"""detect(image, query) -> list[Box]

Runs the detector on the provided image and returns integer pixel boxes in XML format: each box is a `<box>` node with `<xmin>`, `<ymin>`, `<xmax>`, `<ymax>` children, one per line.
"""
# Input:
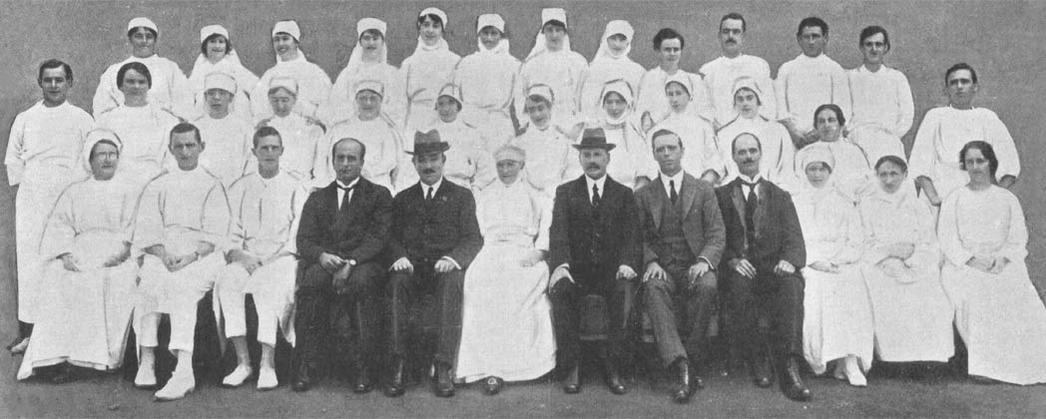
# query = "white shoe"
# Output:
<box><xmin>9</xmin><ymin>337</ymin><xmax>29</xmax><ymax>354</ymax></box>
<box><xmin>135</xmin><ymin>363</ymin><xmax>157</xmax><ymax>388</ymax></box>
<box><xmin>257</xmin><ymin>367</ymin><xmax>278</xmax><ymax>391</ymax></box>
<box><xmin>154</xmin><ymin>373</ymin><xmax>195</xmax><ymax>401</ymax></box>
<box><xmin>844</xmin><ymin>356</ymin><xmax>867</xmax><ymax>387</ymax></box>
<box><xmin>222</xmin><ymin>365</ymin><xmax>253</xmax><ymax>387</ymax></box>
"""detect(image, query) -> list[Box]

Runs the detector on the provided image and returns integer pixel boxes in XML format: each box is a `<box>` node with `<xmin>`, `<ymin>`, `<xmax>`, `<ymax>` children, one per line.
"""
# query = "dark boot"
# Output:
<box><xmin>562</xmin><ymin>361</ymin><xmax>581</xmax><ymax>394</ymax></box>
<box><xmin>670</xmin><ymin>357</ymin><xmax>693</xmax><ymax>404</ymax></box>
<box><xmin>752</xmin><ymin>346</ymin><xmax>773</xmax><ymax>388</ymax></box>
<box><xmin>779</xmin><ymin>356</ymin><xmax>812</xmax><ymax>402</ymax></box>
<box><xmin>384</xmin><ymin>357</ymin><xmax>406</xmax><ymax>397</ymax></box>
<box><xmin>604</xmin><ymin>360</ymin><xmax>627</xmax><ymax>395</ymax></box>
<box><xmin>353</xmin><ymin>363</ymin><xmax>372</xmax><ymax>394</ymax></box>
<box><xmin>291</xmin><ymin>360</ymin><xmax>313</xmax><ymax>392</ymax></box>
<box><xmin>434</xmin><ymin>362</ymin><xmax>454</xmax><ymax>397</ymax></box>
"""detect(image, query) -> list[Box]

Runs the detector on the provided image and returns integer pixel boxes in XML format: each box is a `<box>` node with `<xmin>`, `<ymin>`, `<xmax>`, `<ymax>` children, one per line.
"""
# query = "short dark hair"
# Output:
<box><xmin>874</xmin><ymin>155</ymin><xmax>908</xmax><ymax>172</ymax></box>
<box><xmin>945</xmin><ymin>62</ymin><xmax>978</xmax><ymax>85</ymax></box>
<box><xmin>720</xmin><ymin>13</ymin><xmax>746</xmax><ymax>32</ymax></box>
<box><xmin>650</xmin><ymin>128</ymin><xmax>683</xmax><ymax>151</ymax></box>
<box><xmin>731</xmin><ymin>132</ymin><xmax>762</xmax><ymax>153</ymax></box>
<box><xmin>734</xmin><ymin>86</ymin><xmax>762</xmax><ymax>106</ymax></box>
<box><xmin>360</xmin><ymin>28</ymin><xmax>384</xmax><ymax>40</ymax></box>
<box><xmin>126</xmin><ymin>26</ymin><xmax>157</xmax><ymax>39</ymax></box>
<box><xmin>253</xmin><ymin>126</ymin><xmax>282</xmax><ymax>148</ymax></box>
<box><xmin>170</xmin><ymin>122</ymin><xmax>202</xmax><ymax>145</ymax></box>
<box><xmin>200</xmin><ymin>33</ymin><xmax>233</xmax><ymax>56</ymax></box>
<box><xmin>332</xmin><ymin>137</ymin><xmax>366</xmax><ymax>161</ymax></box>
<box><xmin>813</xmin><ymin>103</ymin><xmax>846</xmax><ymax>128</ymax></box>
<box><xmin>653</xmin><ymin>28</ymin><xmax>684</xmax><ymax>50</ymax></box>
<box><xmin>959</xmin><ymin>140</ymin><xmax>998</xmax><ymax>178</ymax></box>
<box><xmin>38</xmin><ymin>59</ymin><xmax>73</xmax><ymax>84</ymax></box>
<box><xmin>542</xmin><ymin>20</ymin><xmax>566</xmax><ymax>31</ymax></box>
<box><xmin>859</xmin><ymin>25</ymin><xmax>890</xmax><ymax>49</ymax></box>
<box><xmin>797</xmin><ymin>17</ymin><xmax>828</xmax><ymax>37</ymax></box>
<box><xmin>116</xmin><ymin>61</ymin><xmax>151</xmax><ymax>88</ymax></box>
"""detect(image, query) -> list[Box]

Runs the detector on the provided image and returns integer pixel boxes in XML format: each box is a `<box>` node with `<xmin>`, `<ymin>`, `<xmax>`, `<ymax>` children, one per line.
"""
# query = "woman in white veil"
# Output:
<box><xmin>187</xmin><ymin>25</ymin><xmax>258</xmax><ymax>122</ymax></box>
<box><xmin>321</xmin><ymin>18</ymin><xmax>405</xmax><ymax>126</ymax></box>
<box><xmin>579</xmin><ymin>20</ymin><xmax>644</xmax><ymax>123</ymax></box>
<box><xmin>399</xmin><ymin>7</ymin><xmax>461</xmax><ymax>132</ymax></box>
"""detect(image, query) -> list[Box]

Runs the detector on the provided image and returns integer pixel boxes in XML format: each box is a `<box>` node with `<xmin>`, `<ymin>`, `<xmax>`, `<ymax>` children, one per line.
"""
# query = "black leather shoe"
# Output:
<box><xmin>291</xmin><ymin>362</ymin><xmax>312</xmax><ymax>392</ymax></box>
<box><xmin>435</xmin><ymin>363</ymin><xmax>455</xmax><ymax>398</ymax></box>
<box><xmin>753</xmin><ymin>355</ymin><xmax>773</xmax><ymax>388</ymax></box>
<box><xmin>484</xmin><ymin>376</ymin><xmax>504</xmax><ymax>395</ymax></box>
<box><xmin>671</xmin><ymin>358</ymin><xmax>693</xmax><ymax>404</ymax></box>
<box><xmin>562</xmin><ymin>363</ymin><xmax>581</xmax><ymax>394</ymax></box>
<box><xmin>780</xmin><ymin>357</ymin><xmax>812</xmax><ymax>402</ymax></box>
<box><xmin>353</xmin><ymin>365</ymin><xmax>373</xmax><ymax>394</ymax></box>
<box><xmin>385</xmin><ymin>358</ymin><xmax>406</xmax><ymax>397</ymax></box>
<box><xmin>604</xmin><ymin>362</ymin><xmax>627</xmax><ymax>395</ymax></box>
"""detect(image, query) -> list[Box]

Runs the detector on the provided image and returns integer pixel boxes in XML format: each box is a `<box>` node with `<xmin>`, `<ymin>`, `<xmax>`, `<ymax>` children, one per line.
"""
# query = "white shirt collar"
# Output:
<box><xmin>586</xmin><ymin>175</ymin><xmax>607</xmax><ymax>200</ymax></box>
<box><xmin>336</xmin><ymin>176</ymin><xmax>360</xmax><ymax>190</ymax></box>
<box><xmin>421</xmin><ymin>177</ymin><xmax>444</xmax><ymax>197</ymax></box>
<box><xmin>660</xmin><ymin>170</ymin><xmax>684</xmax><ymax>197</ymax></box>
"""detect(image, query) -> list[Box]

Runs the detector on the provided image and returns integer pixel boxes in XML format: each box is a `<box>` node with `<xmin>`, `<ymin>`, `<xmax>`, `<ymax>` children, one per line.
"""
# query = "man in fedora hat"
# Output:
<box><xmin>548</xmin><ymin>128</ymin><xmax>640</xmax><ymax>395</ymax></box>
<box><xmin>385</xmin><ymin>129</ymin><xmax>483</xmax><ymax>398</ymax></box>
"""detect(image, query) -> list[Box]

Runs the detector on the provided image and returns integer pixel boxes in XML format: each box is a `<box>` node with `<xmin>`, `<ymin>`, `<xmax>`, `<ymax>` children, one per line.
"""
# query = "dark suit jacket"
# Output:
<box><xmin>635</xmin><ymin>173</ymin><xmax>725</xmax><ymax>268</ymax></box>
<box><xmin>387</xmin><ymin>179</ymin><xmax>483</xmax><ymax>269</ymax></box>
<box><xmin>715</xmin><ymin>177</ymin><xmax>805</xmax><ymax>271</ymax></box>
<box><xmin>549</xmin><ymin>175</ymin><xmax>639</xmax><ymax>272</ymax></box>
<box><xmin>297</xmin><ymin>177</ymin><xmax>393</xmax><ymax>265</ymax></box>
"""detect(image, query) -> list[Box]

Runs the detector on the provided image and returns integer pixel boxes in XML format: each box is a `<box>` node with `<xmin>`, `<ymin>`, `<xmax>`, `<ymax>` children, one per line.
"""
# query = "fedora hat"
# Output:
<box><xmin>572</xmin><ymin>128</ymin><xmax>616</xmax><ymax>151</ymax></box>
<box><xmin>407</xmin><ymin>129</ymin><xmax>450</xmax><ymax>155</ymax></box>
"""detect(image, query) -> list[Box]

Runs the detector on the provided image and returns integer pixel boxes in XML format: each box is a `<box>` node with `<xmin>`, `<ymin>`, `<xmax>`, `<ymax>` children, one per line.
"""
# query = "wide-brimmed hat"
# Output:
<box><xmin>407</xmin><ymin>129</ymin><xmax>450</xmax><ymax>155</ymax></box>
<box><xmin>572</xmin><ymin>128</ymin><xmax>616</xmax><ymax>151</ymax></box>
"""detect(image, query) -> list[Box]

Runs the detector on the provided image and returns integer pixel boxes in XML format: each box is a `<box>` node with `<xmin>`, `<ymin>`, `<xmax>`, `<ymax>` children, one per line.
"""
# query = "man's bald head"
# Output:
<box><xmin>332</xmin><ymin>137</ymin><xmax>366</xmax><ymax>161</ymax></box>
<box><xmin>731</xmin><ymin>133</ymin><xmax>763</xmax><ymax>177</ymax></box>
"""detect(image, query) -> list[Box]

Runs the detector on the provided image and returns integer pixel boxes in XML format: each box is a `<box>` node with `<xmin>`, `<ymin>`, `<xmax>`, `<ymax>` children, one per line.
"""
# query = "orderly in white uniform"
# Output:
<box><xmin>717</xmin><ymin>79</ymin><xmax>795</xmax><ymax>186</ymax></box>
<box><xmin>509</xmin><ymin>85</ymin><xmax>575</xmax><ymax>194</ymax></box>
<box><xmin>400</xmin><ymin>84</ymin><xmax>495</xmax><ymax>191</ymax></box>
<box><xmin>579</xmin><ymin>20</ymin><xmax>645</xmax><ymax>123</ymax></box>
<box><xmin>847</xmin><ymin>26</ymin><xmax>914</xmax><ymax>167</ymax></box>
<box><xmin>456</xmin><ymin>145</ymin><xmax>556</xmax><ymax>392</ymax></box>
<box><xmin>251</xmin><ymin>20</ymin><xmax>332</xmax><ymax>123</ymax></box>
<box><xmin>399</xmin><ymin>7</ymin><xmax>461</xmax><ymax>131</ymax></box>
<box><xmin>188</xmin><ymin>25</ymin><xmax>259</xmax><ymax>122</ymax></box>
<box><xmin>794</xmin><ymin>148</ymin><xmax>873</xmax><ymax>387</ymax></box>
<box><xmin>648</xmin><ymin>74</ymin><xmax>724</xmax><ymax>183</ymax></box>
<box><xmin>217</xmin><ymin>126</ymin><xmax>307</xmax><ymax>390</ymax></box>
<box><xmin>323</xmin><ymin>18</ymin><xmax>405</xmax><ymax>126</ymax></box>
<box><xmin>319</xmin><ymin>80</ymin><xmax>405</xmax><ymax>192</ymax></box>
<box><xmin>93</xmin><ymin>17</ymin><xmax>193</xmax><ymax>120</ymax></box>
<box><xmin>17</xmin><ymin>130</ymin><xmax>138</xmax><ymax>381</ymax></box>
<box><xmin>859</xmin><ymin>155</ymin><xmax>953</xmax><ymax>364</ymax></box>
<box><xmin>775</xmin><ymin>17</ymin><xmax>851</xmax><ymax>147</ymax></box>
<box><xmin>909</xmin><ymin>63</ymin><xmax>1019</xmax><ymax>207</ymax></box>
<box><xmin>569</xmin><ymin>79</ymin><xmax>650</xmax><ymax>189</ymax></box>
<box><xmin>5</xmin><ymin>60</ymin><xmax>93</xmax><ymax>351</ymax></box>
<box><xmin>519</xmin><ymin>8</ymin><xmax>588</xmax><ymax>132</ymax></box>
<box><xmin>133</xmin><ymin>123</ymin><xmax>231</xmax><ymax>401</ymax></box>
<box><xmin>95</xmin><ymin>62</ymin><xmax>180</xmax><ymax>189</ymax></box>
<box><xmin>635</xmin><ymin>28</ymin><xmax>714</xmax><ymax>132</ymax></box>
<box><xmin>794</xmin><ymin>104</ymin><xmax>872</xmax><ymax>201</ymax></box>
<box><xmin>192</xmin><ymin>72</ymin><xmax>253</xmax><ymax>187</ymax></box>
<box><xmin>938</xmin><ymin>141</ymin><xmax>1046</xmax><ymax>385</ymax></box>
<box><xmin>258</xmin><ymin>77</ymin><xmax>326</xmax><ymax>185</ymax></box>
<box><xmin>699</xmin><ymin>13</ymin><xmax>777</xmax><ymax>127</ymax></box>
<box><xmin>452</xmin><ymin>13</ymin><xmax>523</xmax><ymax>151</ymax></box>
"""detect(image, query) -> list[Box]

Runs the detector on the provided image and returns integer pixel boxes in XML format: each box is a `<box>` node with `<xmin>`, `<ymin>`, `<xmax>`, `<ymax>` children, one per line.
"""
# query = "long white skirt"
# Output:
<box><xmin>862</xmin><ymin>263</ymin><xmax>954</xmax><ymax>362</ymax></box>
<box><xmin>18</xmin><ymin>259</ymin><xmax>137</xmax><ymax>379</ymax></box>
<box><xmin>14</xmin><ymin>177</ymin><xmax>72</xmax><ymax>322</ymax></box>
<box><xmin>942</xmin><ymin>260</ymin><xmax>1046</xmax><ymax>385</ymax></box>
<box><xmin>456</xmin><ymin>243</ymin><xmax>556</xmax><ymax>383</ymax></box>
<box><xmin>802</xmin><ymin>265</ymin><xmax>875</xmax><ymax>374</ymax></box>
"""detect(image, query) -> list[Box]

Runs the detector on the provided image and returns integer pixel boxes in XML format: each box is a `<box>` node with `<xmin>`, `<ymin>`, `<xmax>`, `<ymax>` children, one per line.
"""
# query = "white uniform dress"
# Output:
<box><xmin>399</xmin><ymin>38</ymin><xmax>461</xmax><ymax>131</ymax></box>
<box><xmin>909</xmin><ymin>106</ymin><xmax>1020</xmax><ymax>201</ymax></box>
<box><xmin>94</xmin><ymin>103</ymin><xmax>179</xmax><ymax>189</ymax></box>
<box><xmin>456</xmin><ymin>178</ymin><xmax>555</xmax><ymax>382</ymax></box>
<box><xmin>579</xmin><ymin>24</ymin><xmax>644</xmax><ymax>123</ymax></box>
<box><xmin>519</xmin><ymin>47</ymin><xmax>588</xmax><ymax>129</ymax></box>
<box><xmin>650</xmin><ymin>112</ymin><xmax>724</xmax><ymax>180</ymax></box>
<box><xmin>193</xmin><ymin>114</ymin><xmax>253</xmax><ymax>187</ymax></box>
<box><xmin>133</xmin><ymin>166</ymin><xmax>230</xmax><ymax>352</ymax></box>
<box><xmin>859</xmin><ymin>185</ymin><xmax>953</xmax><ymax>362</ymax></box>
<box><xmin>509</xmin><ymin>124</ymin><xmax>574</xmax><ymax>195</ymax></box>
<box><xmin>793</xmin><ymin>140</ymin><xmax>872</xmax><ymax>201</ymax></box>
<box><xmin>188</xmin><ymin>53</ymin><xmax>259</xmax><ymax>122</ymax></box>
<box><xmin>17</xmin><ymin>175</ymin><xmax>140</xmax><ymax>379</ymax></box>
<box><xmin>635</xmin><ymin>68</ymin><xmax>714</xmax><ymax>129</ymax></box>
<box><xmin>398</xmin><ymin>118</ymin><xmax>495</xmax><ymax>191</ymax></box>
<box><xmin>5</xmin><ymin>101</ymin><xmax>93</xmax><ymax>323</ymax></box>
<box><xmin>251</xmin><ymin>53</ymin><xmax>332</xmax><ymax>123</ymax></box>
<box><xmin>699</xmin><ymin>54</ymin><xmax>777</xmax><ymax>126</ymax></box>
<box><xmin>453</xmin><ymin>38</ymin><xmax>522</xmax><ymax>151</ymax></box>
<box><xmin>93</xmin><ymin>55</ymin><xmax>193</xmax><ymax>120</ymax></box>
<box><xmin>318</xmin><ymin>115</ymin><xmax>404</xmax><ymax>192</ymax></box>
<box><xmin>795</xmin><ymin>184</ymin><xmax>873</xmax><ymax>375</ymax></box>
<box><xmin>774</xmin><ymin>54</ymin><xmax>852</xmax><ymax>133</ymax></box>
<box><xmin>716</xmin><ymin>115</ymin><xmax>795</xmax><ymax>186</ymax></box>
<box><xmin>259</xmin><ymin>113</ymin><xmax>325</xmax><ymax>185</ymax></box>
<box><xmin>217</xmin><ymin>170</ymin><xmax>307</xmax><ymax>347</ymax></box>
<box><xmin>847</xmin><ymin>64</ymin><xmax>914</xmax><ymax>165</ymax></box>
<box><xmin>938</xmin><ymin>185</ymin><xmax>1046</xmax><ymax>385</ymax></box>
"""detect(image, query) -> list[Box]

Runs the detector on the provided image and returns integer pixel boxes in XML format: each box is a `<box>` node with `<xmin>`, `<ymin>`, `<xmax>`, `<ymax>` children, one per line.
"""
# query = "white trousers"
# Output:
<box><xmin>216</xmin><ymin>256</ymin><xmax>298</xmax><ymax>347</ymax></box>
<box><xmin>135</xmin><ymin>253</ymin><xmax>221</xmax><ymax>352</ymax></box>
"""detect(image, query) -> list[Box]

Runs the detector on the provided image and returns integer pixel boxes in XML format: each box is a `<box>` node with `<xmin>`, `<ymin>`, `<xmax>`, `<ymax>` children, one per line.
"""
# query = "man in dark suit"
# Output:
<box><xmin>715</xmin><ymin>132</ymin><xmax>810</xmax><ymax>402</ymax></box>
<box><xmin>635</xmin><ymin>129</ymin><xmax>725</xmax><ymax>403</ymax></box>
<box><xmin>293</xmin><ymin>137</ymin><xmax>392</xmax><ymax>393</ymax></box>
<box><xmin>549</xmin><ymin>128</ymin><xmax>640</xmax><ymax>395</ymax></box>
<box><xmin>385</xmin><ymin>129</ymin><xmax>483</xmax><ymax>398</ymax></box>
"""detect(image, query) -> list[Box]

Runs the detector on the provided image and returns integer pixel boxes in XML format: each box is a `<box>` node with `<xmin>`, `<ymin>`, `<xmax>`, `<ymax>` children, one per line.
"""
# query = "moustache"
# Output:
<box><xmin>422</xmin><ymin>168</ymin><xmax>437</xmax><ymax>175</ymax></box>
<box><xmin>741</xmin><ymin>159</ymin><xmax>756</xmax><ymax>164</ymax></box>
<box><xmin>585</xmin><ymin>164</ymin><xmax>602</xmax><ymax>170</ymax></box>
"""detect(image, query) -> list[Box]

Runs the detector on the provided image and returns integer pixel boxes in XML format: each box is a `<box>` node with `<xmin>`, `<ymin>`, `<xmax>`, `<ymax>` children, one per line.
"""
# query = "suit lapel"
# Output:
<box><xmin>754</xmin><ymin>182</ymin><xmax>769</xmax><ymax>236</ymax></box>
<box><xmin>650</xmin><ymin>177</ymin><xmax>665</xmax><ymax>229</ymax></box>
<box><xmin>576</xmin><ymin>177</ymin><xmax>593</xmax><ymax>218</ymax></box>
<box><xmin>729</xmin><ymin>180</ymin><xmax>746</xmax><ymax>231</ymax></box>
<box><xmin>680</xmin><ymin>175</ymin><xmax>697</xmax><ymax>221</ymax></box>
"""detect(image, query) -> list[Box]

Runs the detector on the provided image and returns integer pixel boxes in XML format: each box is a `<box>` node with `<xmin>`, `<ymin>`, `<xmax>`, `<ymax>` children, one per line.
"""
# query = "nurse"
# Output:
<box><xmin>518</xmin><ymin>8</ymin><xmax>588</xmax><ymax>133</ymax></box>
<box><xmin>579</xmin><ymin>20</ymin><xmax>645</xmax><ymax>123</ymax></box>
<box><xmin>188</xmin><ymin>25</ymin><xmax>259</xmax><ymax>122</ymax></box>
<box><xmin>648</xmin><ymin>74</ymin><xmax>724</xmax><ymax>183</ymax></box>
<box><xmin>399</xmin><ymin>7</ymin><xmax>462</xmax><ymax>131</ymax></box>
<box><xmin>453</xmin><ymin>13</ymin><xmax>523</xmax><ymax>152</ymax></box>
<box><xmin>323</xmin><ymin>18</ymin><xmax>405</xmax><ymax>126</ymax></box>
<box><xmin>251</xmin><ymin>20</ymin><xmax>332</xmax><ymax>124</ymax></box>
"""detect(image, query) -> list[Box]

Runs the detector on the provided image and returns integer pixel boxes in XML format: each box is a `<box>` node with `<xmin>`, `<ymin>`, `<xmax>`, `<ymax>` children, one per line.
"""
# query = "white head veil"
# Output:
<box><xmin>599</xmin><ymin>79</ymin><xmax>635</xmax><ymax>125</ymax></box>
<box><xmin>526</xmin><ymin>8</ymin><xmax>571</xmax><ymax>61</ymax></box>
<box><xmin>593</xmin><ymin>20</ymin><xmax>634</xmax><ymax>62</ymax></box>
<box><xmin>272</xmin><ymin>20</ymin><xmax>307</xmax><ymax>62</ymax></box>
<box><xmin>82</xmin><ymin>128</ymin><xmax>124</xmax><ymax>174</ymax></box>
<box><xmin>345</xmin><ymin>18</ymin><xmax>388</xmax><ymax>78</ymax></box>
<box><xmin>415</xmin><ymin>7</ymin><xmax>451</xmax><ymax>54</ymax></box>
<box><xmin>476</xmin><ymin>13</ymin><xmax>510</xmax><ymax>55</ymax></box>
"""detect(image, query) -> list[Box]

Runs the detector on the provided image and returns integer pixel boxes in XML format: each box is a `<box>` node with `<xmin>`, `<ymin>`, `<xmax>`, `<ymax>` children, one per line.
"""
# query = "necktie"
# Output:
<box><xmin>426</xmin><ymin>186</ymin><xmax>434</xmax><ymax>201</ymax></box>
<box><xmin>669</xmin><ymin>179</ymin><xmax>678</xmax><ymax>204</ymax></box>
<box><xmin>592</xmin><ymin>183</ymin><xmax>601</xmax><ymax>207</ymax></box>
<box><xmin>742</xmin><ymin>180</ymin><xmax>758</xmax><ymax>247</ymax></box>
<box><xmin>338</xmin><ymin>184</ymin><xmax>354</xmax><ymax>211</ymax></box>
